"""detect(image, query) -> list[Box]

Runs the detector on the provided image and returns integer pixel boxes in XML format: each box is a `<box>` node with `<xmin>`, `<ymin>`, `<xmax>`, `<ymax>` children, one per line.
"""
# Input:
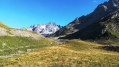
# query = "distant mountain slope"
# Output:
<box><xmin>22</xmin><ymin>22</ymin><xmax>62</xmax><ymax>37</ymax></box>
<box><xmin>60</xmin><ymin>9</ymin><xmax>119</xmax><ymax>45</ymax></box>
<box><xmin>61</xmin><ymin>9</ymin><xmax>119</xmax><ymax>38</ymax></box>
<box><xmin>52</xmin><ymin>0</ymin><xmax>119</xmax><ymax>37</ymax></box>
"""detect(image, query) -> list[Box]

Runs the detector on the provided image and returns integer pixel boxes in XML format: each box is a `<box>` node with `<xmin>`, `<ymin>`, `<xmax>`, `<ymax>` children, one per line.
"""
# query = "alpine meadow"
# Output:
<box><xmin>0</xmin><ymin>0</ymin><xmax>119</xmax><ymax>67</ymax></box>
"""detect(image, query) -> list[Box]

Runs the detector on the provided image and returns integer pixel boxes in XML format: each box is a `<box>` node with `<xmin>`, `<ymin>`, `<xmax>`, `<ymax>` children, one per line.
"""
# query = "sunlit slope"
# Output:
<box><xmin>1</xmin><ymin>40</ymin><xmax>119</xmax><ymax>67</ymax></box>
<box><xmin>0</xmin><ymin>21</ymin><xmax>55</xmax><ymax>59</ymax></box>
<box><xmin>0</xmin><ymin>21</ymin><xmax>43</xmax><ymax>39</ymax></box>
<box><xmin>0</xmin><ymin>36</ymin><xmax>55</xmax><ymax>58</ymax></box>
<box><xmin>0</xmin><ymin>21</ymin><xmax>11</xmax><ymax>29</ymax></box>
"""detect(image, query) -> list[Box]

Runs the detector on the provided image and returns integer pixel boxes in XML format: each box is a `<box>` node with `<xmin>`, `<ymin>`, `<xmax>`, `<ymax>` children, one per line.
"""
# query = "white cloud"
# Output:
<box><xmin>92</xmin><ymin>0</ymin><xmax>98</xmax><ymax>3</ymax></box>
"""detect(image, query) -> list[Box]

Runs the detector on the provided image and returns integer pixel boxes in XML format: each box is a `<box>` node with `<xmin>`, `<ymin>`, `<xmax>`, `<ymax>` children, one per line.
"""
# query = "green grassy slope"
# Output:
<box><xmin>0</xmin><ymin>21</ymin><xmax>56</xmax><ymax>60</ymax></box>
<box><xmin>1</xmin><ymin>39</ymin><xmax>119</xmax><ymax>67</ymax></box>
<box><xmin>0</xmin><ymin>36</ymin><xmax>55</xmax><ymax>58</ymax></box>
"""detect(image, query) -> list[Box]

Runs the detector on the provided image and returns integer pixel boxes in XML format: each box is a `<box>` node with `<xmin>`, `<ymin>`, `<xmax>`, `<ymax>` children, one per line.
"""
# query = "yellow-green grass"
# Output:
<box><xmin>0</xmin><ymin>39</ymin><xmax>119</xmax><ymax>67</ymax></box>
<box><xmin>61</xmin><ymin>39</ymin><xmax>102</xmax><ymax>51</ymax></box>
<box><xmin>0</xmin><ymin>21</ymin><xmax>11</xmax><ymax>29</ymax></box>
<box><xmin>0</xmin><ymin>36</ymin><xmax>55</xmax><ymax>58</ymax></box>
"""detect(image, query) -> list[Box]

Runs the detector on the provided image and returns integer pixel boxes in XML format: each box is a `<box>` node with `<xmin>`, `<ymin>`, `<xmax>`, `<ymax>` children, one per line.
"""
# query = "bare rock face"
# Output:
<box><xmin>22</xmin><ymin>22</ymin><xmax>63</xmax><ymax>37</ymax></box>
<box><xmin>0</xmin><ymin>27</ymin><xmax>9</xmax><ymax>36</ymax></box>
<box><xmin>10</xmin><ymin>29</ymin><xmax>42</xmax><ymax>40</ymax></box>
<box><xmin>109</xmin><ymin>0</ymin><xmax>119</xmax><ymax>7</ymax></box>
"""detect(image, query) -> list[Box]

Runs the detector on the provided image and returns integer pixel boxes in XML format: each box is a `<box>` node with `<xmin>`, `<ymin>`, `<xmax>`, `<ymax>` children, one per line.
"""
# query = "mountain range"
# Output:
<box><xmin>52</xmin><ymin>0</ymin><xmax>119</xmax><ymax>42</ymax></box>
<box><xmin>1</xmin><ymin>0</ymin><xmax>119</xmax><ymax>66</ymax></box>
<box><xmin>22</xmin><ymin>22</ymin><xmax>62</xmax><ymax>37</ymax></box>
<box><xmin>21</xmin><ymin>0</ymin><xmax>119</xmax><ymax>45</ymax></box>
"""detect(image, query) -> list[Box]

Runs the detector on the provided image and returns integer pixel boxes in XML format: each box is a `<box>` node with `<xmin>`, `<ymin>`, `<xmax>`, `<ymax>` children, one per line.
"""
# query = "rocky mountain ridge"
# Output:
<box><xmin>52</xmin><ymin>0</ymin><xmax>119</xmax><ymax>37</ymax></box>
<box><xmin>22</xmin><ymin>22</ymin><xmax>62</xmax><ymax>37</ymax></box>
<box><xmin>60</xmin><ymin>9</ymin><xmax>119</xmax><ymax>40</ymax></box>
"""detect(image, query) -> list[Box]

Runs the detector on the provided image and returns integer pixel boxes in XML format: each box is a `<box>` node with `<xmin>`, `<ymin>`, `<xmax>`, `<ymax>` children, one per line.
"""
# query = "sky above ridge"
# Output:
<box><xmin>0</xmin><ymin>0</ymin><xmax>108</xmax><ymax>28</ymax></box>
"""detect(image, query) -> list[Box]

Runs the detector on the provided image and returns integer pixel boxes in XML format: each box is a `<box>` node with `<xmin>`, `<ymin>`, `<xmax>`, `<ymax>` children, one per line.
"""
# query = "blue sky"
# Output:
<box><xmin>0</xmin><ymin>0</ymin><xmax>108</xmax><ymax>28</ymax></box>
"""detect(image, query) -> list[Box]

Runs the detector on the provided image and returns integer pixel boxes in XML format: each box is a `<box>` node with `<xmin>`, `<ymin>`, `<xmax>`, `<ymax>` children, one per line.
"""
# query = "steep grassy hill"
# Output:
<box><xmin>0</xmin><ymin>40</ymin><xmax>119</xmax><ymax>67</ymax></box>
<box><xmin>0</xmin><ymin>21</ymin><xmax>10</xmax><ymax>29</ymax></box>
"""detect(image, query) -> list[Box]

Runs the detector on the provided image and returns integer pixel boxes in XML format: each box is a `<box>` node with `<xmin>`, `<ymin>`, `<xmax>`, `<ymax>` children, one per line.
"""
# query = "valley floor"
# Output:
<box><xmin>0</xmin><ymin>40</ymin><xmax>119</xmax><ymax>67</ymax></box>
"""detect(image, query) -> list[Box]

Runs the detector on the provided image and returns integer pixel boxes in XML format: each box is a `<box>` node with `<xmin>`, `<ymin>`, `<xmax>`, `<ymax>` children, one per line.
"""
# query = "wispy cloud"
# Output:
<box><xmin>92</xmin><ymin>0</ymin><xmax>98</xmax><ymax>3</ymax></box>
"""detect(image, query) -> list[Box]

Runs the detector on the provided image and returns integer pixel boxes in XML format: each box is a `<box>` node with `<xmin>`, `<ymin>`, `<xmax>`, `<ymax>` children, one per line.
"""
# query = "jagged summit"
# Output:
<box><xmin>96</xmin><ymin>0</ymin><xmax>119</xmax><ymax>11</ymax></box>
<box><xmin>109</xmin><ymin>0</ymin><xmax>119</xmax><ymax>7</ymax></box>
<box><xmin>22</xmin><ymin>22</ymin><xmax>63</xmax><ymax>37</ymax></box>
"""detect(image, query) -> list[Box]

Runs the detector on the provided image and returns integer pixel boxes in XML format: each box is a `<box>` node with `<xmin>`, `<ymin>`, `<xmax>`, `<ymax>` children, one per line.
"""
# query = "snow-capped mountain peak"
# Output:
<box><xmin>22</xmin><ymin>22</ymin><xmax>63</xmax><ymax>37</ymax></box>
